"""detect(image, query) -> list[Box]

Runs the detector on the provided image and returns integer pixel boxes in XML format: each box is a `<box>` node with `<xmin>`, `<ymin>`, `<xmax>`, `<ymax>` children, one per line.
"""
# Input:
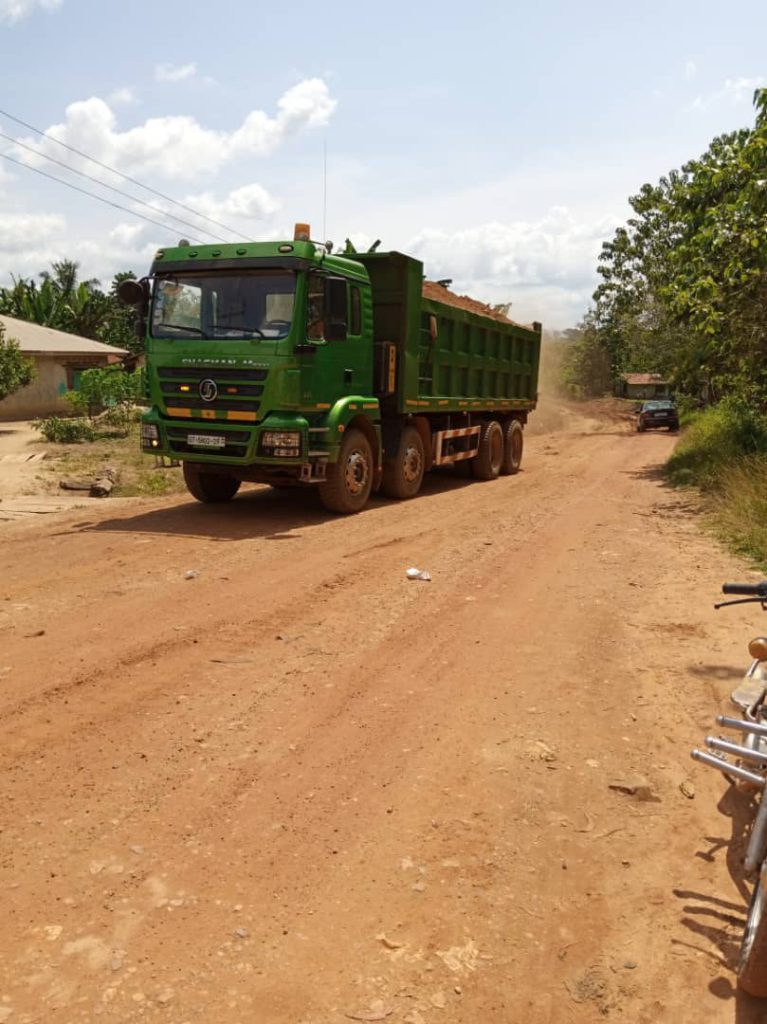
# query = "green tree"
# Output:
<box><xmin>0</xmin><ymin>261</ymin><xmax>142</xmax><ymax>354</ymax></box>
<box><xmin>66</xmin><ymin>366</ymin><xmax>143</xmax><ymax>433</ymax></box>
<box><xmin>0</xmin><ymin>323</ymin><xmax>35</xmax><ymax>402</ymax></box>
<box><xmin>585</xmin><ymin>88</ymin><xmax>767</xmax><ymax>406</ymax></box>
<box><xmin>558</xmin><ymin>318</ymin><xmax>613</xmax><ymax>398</ymax></box>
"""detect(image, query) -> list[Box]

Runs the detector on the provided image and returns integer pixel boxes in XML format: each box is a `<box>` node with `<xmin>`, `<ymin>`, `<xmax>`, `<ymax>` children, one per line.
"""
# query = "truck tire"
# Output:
<box><xmin>500</xmin><ymin>420</ymin><xmax>524</xmax><ymax>475</ymax></box>
<box><xmin>318</xmin><ymin>428</ymin><xmax>373</xmax><ymax>514</ymax></box>
<box><xmin>472</xmin><ymin>420</ymin><xmax>504</xmax><ymax>480</ymax></box>
<box><xmin>183</xmin><ymin>464</ymin><xmax>241</xmax><ymax>503</ymax></box>
<box><xmin>381</xmin><ymin>425</ymin><xmax>425</xmax><ymax>499</ymax></box>
<box><xmin>738</xmin><ymin>873</ymin><xmax>767</xmax><ymax>997</ymax></box>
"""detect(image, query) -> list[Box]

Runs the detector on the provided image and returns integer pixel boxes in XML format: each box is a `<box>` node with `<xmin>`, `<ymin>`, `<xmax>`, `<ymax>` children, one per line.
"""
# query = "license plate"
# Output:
<box><xmin>187</xmin><ymin>434</ymin><xmax>226</xmax><ymax>449</ymax></box>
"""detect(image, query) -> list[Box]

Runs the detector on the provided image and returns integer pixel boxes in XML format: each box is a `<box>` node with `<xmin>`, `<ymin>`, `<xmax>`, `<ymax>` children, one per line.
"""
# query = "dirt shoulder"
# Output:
<box><xmin>0</xmin><ymin>403</ymin><xmax>760</xmax><ymax>1023</ymax></box>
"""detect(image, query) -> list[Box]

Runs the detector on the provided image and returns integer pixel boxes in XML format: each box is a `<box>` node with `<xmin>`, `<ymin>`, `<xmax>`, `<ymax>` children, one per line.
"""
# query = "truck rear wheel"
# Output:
<box><xmin>318</xmin><ymin>428</ymin><xmax>373</xmax><ymax>514</ymax></box>
<box><xmin>381</xmin><ymin>425</ymin><xmax>425</xmax><ymax>499</ymax></box>
<box><xmin>183</xmin><ymin>464</ymin><xmax>241</xmax><ymax>503</ymax></box>
<box><xmin>501</xmin><ymin>420</ymin><xmax>524</xmax><ymax>475</ymax></box>
<box><xmin>472</xmin><ymin>420</ymin><xmax>504</xmax><ymax>480</ymax></box>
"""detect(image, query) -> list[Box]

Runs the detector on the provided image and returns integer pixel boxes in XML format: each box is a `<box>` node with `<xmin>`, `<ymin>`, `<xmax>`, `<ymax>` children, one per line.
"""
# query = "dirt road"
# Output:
<box><xmin>0</xmin><ymin>410</ymin><xmax>764</xmax><ymax>1023</ymax></box>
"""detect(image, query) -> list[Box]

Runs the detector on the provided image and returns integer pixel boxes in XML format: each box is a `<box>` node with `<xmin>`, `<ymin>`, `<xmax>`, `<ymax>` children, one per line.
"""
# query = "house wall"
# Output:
<box><xmin>626</xmin><ymin>383</ymin><xmax>671</xmax><ymax>400</ymax></box>
<box><xmin>0</xmin><ymin>354</ymin><xmax>110</xmax><ymax>420</ymax></box>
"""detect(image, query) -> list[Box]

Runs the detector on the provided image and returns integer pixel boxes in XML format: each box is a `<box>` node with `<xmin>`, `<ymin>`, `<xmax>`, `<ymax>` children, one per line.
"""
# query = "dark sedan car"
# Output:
<box><xmin>636</xmin><ymin>399</ymin><xmax>679</xmax><ymax>432</ymax></box>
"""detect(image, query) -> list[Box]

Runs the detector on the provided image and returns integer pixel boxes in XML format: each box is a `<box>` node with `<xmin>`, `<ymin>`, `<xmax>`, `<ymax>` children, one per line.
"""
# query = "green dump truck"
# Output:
<box><xmin>119</xmin><ymin>226</ymin><xmax>541</xmax><ymax>514</ymax></box>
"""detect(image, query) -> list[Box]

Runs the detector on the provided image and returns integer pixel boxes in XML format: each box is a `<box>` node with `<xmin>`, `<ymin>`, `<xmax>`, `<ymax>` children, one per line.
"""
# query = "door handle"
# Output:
<box><xmin>344</xmin><ymin>368</ymin><xmax>353</xmax><ymax>384</ymax></box>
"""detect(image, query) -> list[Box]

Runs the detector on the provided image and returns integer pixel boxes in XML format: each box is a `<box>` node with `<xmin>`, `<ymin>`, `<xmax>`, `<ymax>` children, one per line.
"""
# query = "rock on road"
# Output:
<box><xmin>0</xmin><ymin>409</ymin><xmax>762</xmax><ymax>1023</ymax></box>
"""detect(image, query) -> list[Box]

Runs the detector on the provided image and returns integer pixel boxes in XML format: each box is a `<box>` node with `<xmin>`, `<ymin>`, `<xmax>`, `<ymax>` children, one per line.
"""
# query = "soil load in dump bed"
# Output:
<box><xmin>422</xmin><ymin>280</ymin><xmax>525</xmax><ymax>326</ymax></box>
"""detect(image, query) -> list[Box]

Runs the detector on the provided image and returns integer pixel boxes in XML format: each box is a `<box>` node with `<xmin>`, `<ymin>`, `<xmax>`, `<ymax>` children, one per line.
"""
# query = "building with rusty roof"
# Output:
<box><xmin>0</xmin><ymin>314</ymin><xmax>128</xmax><ymax>421</ymax></box>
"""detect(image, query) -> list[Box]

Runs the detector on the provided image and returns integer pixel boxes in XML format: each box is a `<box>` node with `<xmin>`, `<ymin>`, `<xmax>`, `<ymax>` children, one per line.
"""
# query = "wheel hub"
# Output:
<box><xmin>403</xmin><ymin>444</ymin><xmax>423</xmax><ymax>484</ymax></box>
<box><xmin>344</xmin><ymin>449</ymin><xmax>369</xmax><ymax>495</ymax></box>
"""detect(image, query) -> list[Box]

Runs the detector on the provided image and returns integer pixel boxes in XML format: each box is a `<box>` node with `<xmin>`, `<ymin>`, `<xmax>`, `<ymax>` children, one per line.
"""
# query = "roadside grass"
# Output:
<box><xmin>43</xmin><ymin>423</ymin><xmax>186</xmax><ymax>498</ymax></box>
<box><xmin>666</xmin><ymin>401</ymin><xmax>767</xmax><ymax>569</ymax></box>
<box><xmin>709</xmin><ymin>456</ymin><xmax>767</xmax><ymax>567</ymax></box>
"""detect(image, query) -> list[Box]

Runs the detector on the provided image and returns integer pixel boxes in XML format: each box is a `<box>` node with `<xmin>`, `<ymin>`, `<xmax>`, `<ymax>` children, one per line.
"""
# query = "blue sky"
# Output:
<box><xmin>0</xmin><ymin>0</ymin><xmax>764</xmax><ymax>327</ymax></box>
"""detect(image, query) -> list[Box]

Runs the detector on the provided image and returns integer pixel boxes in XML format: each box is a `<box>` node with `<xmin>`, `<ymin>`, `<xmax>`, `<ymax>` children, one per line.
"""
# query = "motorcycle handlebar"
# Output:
<box><xmin>723</xmin><ymin>582</ymin><xmax>767</xmax><ymax>596</ymax></box>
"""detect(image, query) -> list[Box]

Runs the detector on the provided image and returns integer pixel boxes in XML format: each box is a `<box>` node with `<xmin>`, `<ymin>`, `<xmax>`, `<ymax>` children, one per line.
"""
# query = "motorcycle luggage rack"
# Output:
<box><xmin>691</xmin><ymin>749</ymin><xmax>766</xmax><ymax>788</ymax></box>
<box><xmin>717</xmin><ymin>715</ymin><xmax>767</xmax><ymax>737</ymax></box>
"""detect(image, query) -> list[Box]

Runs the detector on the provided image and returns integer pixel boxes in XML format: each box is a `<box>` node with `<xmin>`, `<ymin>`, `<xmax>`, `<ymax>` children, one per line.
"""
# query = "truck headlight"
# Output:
<box><xmin>262</xmin><ymin>431</ymin><xmax>301</xmax><ymax>447</ymax></box>
<box><xmin>141</xmin><ymin>423</ymin><xmax>160</xmax><ymax>448</ymax></box>
<box><xmin>260</xmin><ymin>430</ymin><xmax>302</xmax><ymax>458</ymax></box>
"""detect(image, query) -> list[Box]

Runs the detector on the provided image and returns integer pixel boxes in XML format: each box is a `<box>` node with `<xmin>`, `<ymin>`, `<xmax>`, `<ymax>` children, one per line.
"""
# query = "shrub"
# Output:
<box><xmin>666</xmin><ymin>398</ymin><xmax>767</xmax><ymax>490</ymax></box>
<box><xmin>33</xmin><ymin>416</ymin><xmax>96</xmax><ymax>443</ymax></box>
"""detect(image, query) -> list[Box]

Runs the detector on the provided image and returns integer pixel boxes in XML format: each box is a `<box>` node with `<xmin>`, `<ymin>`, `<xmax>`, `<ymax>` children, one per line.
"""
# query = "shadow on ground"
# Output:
<box><xmin>677</xmin><ymin>785</ymin><xmax>767</xmax><ymax>1019</ymax></box>
<box><xmin>60</xmin><ymin>468</ymin><xmax>481</xmax><ymax>542</ymax></box>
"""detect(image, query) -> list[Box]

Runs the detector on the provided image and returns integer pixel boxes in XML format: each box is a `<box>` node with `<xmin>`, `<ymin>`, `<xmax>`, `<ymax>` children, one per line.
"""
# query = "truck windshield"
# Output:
<box><xmin>150</xmin><ymin>270</ymin><xmax>295</xmax><ymax>340</ymax></box>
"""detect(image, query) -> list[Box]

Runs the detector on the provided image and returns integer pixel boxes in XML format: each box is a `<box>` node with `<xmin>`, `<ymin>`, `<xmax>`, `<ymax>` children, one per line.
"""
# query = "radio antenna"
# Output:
<box><xmin>322</xmin><ymin>136</ymin><xmax>328</xmax><ymax>243</ymax></box>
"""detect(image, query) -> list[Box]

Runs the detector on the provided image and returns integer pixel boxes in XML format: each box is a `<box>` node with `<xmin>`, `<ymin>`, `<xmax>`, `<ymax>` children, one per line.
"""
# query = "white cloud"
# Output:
<box><xmin>407</xmin><ymin>208</ymin><xmax>619</xmax><ymax>328</ymax></box>
<box><xmin>109</xmin><ymin>222</ymin><xmax>144</xmax><ymax>246</ymax></box>
<box><xmin>0</xmin><ymin>210</ymin><xmax>65</xmax><ymax>253</ymax></box>
<box><xmin>722</xmin><ymin>76</ymin><xmax>765</xmax><ymax>103</ymax></box>
<box><xmin>179</xmin><ymin>183</ymin><xmax>279</xmax><ymax>225</ymax></box>
<box><xmin>689</xmin><ymin>75</ymin><xmax>765</xmax><ymax>111</ymax></box>
<box><xmin>0</xmin><ymin>0</ymin><xmax>60</xmax><ymax>24</ymax></box>
<box><xmin>684</xmin><ymin>60</ymin><xmax>697</xmax><ymax>81</ymax></box>
<box><xmin>155</xmin><ymin>62</ymin><xmax>197</xmax><ymax>84</ymax></box>
<box><xmin>14</xmin><ymin>78</ymin><xmax>337</xmax><ymax>182</ymax></box>
<box><xmin>108</xmin><ymin>87</ymin><xmax>136</xmax><ymax>106</ymax></box>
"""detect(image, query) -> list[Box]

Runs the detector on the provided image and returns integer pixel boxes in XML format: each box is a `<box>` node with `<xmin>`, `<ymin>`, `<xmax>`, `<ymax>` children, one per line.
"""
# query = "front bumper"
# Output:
<box><xmin>141</xmin><ymin>409</ymin><xmax>322</xmax><ymax>468</ymax></box>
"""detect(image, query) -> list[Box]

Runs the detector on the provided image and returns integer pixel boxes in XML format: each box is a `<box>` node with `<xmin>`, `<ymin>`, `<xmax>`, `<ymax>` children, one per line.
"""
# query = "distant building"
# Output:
<box><xmin>615</xmin><ymin>372</ymin><xmax>671</xmax><ymax>401</ymax></box>
<box><xmin>0</xmin><ymin>314</ymin><xmax>127</xmax><ymax>420</ymax></box>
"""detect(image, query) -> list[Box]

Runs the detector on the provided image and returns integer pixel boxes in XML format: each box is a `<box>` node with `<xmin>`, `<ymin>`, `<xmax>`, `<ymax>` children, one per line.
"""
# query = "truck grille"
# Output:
<box><xmin>157</xmin><ymin>366</ymin><xmax>267</xmax><ymax>416</ymax></box>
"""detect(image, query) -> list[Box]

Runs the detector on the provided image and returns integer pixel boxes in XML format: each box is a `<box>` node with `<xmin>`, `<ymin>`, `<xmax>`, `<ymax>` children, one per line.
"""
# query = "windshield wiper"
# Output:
<box><xmin>213</xmin><ymin>326</ymin><xmax>265</xmax><ymax>338</ymax></box>
<box><xmin>154</xmin><ymin>322</ymin><xmax>204</xmax><ymax>336</ymax></box>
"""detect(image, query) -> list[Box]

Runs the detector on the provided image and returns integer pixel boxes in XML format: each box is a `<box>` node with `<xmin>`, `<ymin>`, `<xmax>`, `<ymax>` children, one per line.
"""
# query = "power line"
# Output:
<box><xmin>0</xmin><ymin>130</ymin><xmax>230</xmax><ymax>244</ymax></box>
<box><xmin>0</xmin><ymin>150</ymin><xmax>199</xmax><ymax>238</ymax></box>
<box><xmin>0</xmin><ymin>106</ymin><xmax>252</xmax><ymax>242</ymax></box>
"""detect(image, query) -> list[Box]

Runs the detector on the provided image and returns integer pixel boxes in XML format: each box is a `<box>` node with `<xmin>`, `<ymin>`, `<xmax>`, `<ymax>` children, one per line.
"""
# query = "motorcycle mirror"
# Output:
<box><xmin>748</xmin><ymin>637</ymin><xmax>767</xmax><ymax>661</ymax></box>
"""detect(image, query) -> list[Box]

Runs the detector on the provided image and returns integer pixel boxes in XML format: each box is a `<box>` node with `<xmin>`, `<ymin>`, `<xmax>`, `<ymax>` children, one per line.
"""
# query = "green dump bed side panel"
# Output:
<box><xmin>353</xmin><ymin>251</ymin><xmax>541</xmax><ymax>416</ymax></box>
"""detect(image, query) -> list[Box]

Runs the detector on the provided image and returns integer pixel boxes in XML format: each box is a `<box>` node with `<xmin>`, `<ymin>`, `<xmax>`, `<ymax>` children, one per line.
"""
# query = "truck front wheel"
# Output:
<box><xmin>472</xmin><ymin>420</ymin><xmax>504</xmax><ymax>480</ymax></box>
<box><xmin>501</xmin><ymin>420</ymin><xmax>524</xmax><ymax>475</ymax></box>
<box><xmin>183</xmin><ymin>464</ymin><xmax>241</xmax><ymax>503</ymax></box>
<box><xmin>381</xmin><ymin>425</ymin><xmax>425</xmax><ymax>499</ymax></box>
<box><xmin>318</xmin><ymin>428</ymin><xmax>374</xmax><ymax>514</ymax></box>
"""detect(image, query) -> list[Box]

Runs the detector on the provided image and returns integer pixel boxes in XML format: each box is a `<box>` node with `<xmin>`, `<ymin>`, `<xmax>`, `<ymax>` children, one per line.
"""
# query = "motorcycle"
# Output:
<box><xmin>691</xmin><ymin>580</ymin><xmax>767</xmax><ymax>997</ymax></box>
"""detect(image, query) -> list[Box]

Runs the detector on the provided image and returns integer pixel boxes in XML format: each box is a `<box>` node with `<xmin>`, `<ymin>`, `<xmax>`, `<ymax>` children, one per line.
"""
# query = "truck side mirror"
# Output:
<box><xmin>325</xmin><ymin>277</ymin><xmax>348</xmax><ymax>342</ymax></box>
<box><xmin>117</xmin><ymin>278</ymin><xmax>149</xmax><ymax>314</ymax></box>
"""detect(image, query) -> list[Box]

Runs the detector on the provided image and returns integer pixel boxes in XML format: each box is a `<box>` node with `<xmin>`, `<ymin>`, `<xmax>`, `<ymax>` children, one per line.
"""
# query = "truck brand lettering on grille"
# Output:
<box><xmin>199</xmin><ymin>379</ymin><xmax>218</xmax><ymax>402</ymax></box>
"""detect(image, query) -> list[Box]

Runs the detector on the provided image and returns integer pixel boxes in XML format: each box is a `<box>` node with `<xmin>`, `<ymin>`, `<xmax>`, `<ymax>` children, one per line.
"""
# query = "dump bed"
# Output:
<box><xmin>352</xmin><ymin>251</ymin><xmax>540</xmax><ymax>416</ymax></box>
